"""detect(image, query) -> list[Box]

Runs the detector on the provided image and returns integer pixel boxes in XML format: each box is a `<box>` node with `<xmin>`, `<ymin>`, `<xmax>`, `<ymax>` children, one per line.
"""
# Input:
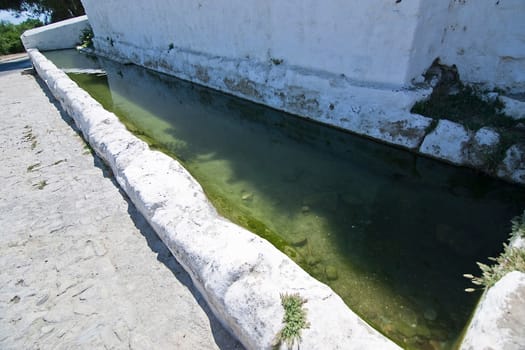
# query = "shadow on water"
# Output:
<box><xmin>48</xmin><ymin>50</ymin><xmax>525</xmax><ymax>350</ymax></box>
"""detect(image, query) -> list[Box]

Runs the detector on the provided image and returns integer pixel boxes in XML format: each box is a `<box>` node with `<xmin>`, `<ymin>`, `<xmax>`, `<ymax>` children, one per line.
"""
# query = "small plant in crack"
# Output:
<box><xmin>79</xmin><ymin>27</ymin><xmax>94</xmax><ymax>49</ymax></box>
<box><xmin>33</xmin><ymin>180</ymin><xmax>48</xmax><ymax>190</ymax></box>
<box><xmin>464</xmin><ymin>210</ymin><xmax>525</xmax><ymax>291</ymax></box>
<box><xmin>27</xmin><ymin>163</ymin><xmax>41</xmax><ymax>172</ymax></box>
<box><xmin>271</xmin><ymin>58</ymin><xmax>284</xmax><ymax>66</ymax></box>
<box><xmin>273</xmin><ymin>293</ymin><xmax>310</xmax><ymax>349</ymax></box>
<box><xmin>22</xmin><ymin>128</ymin><xmax>37</xmax><ymax>150</ymax></box>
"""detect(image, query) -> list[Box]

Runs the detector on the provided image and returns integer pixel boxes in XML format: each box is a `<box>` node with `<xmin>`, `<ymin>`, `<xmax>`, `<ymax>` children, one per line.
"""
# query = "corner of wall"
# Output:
<box><xmin>405</xmin><ymin>1</ymin><xmax>451</xmax><ymax>86</ymax></box>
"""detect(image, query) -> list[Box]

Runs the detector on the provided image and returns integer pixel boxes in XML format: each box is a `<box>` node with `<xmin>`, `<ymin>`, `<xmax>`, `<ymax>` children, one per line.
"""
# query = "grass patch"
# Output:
<box><xmin>411</xmin><ymin>60</ymin><xmax>525</xmax><ymax>147</ymax></box>
<box><xmin>465</xmin><ymin>211</ymin><xmax>525</xmax><ymax>290</ymax></box>
<box><xmin>411</xmin><ymin>84</ymin><xmax>516</xmax><ymax>131</ymax></box>
<box><xmin>274</xmin><ymin>293</ymin><xmax>310</xmax><ymax>349</ymax></box>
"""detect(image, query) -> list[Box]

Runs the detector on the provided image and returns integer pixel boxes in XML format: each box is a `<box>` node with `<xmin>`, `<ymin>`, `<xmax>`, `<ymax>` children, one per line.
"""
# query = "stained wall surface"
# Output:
<box><xmin>81</xmin><ymin>0</ymin><xmax>525</xmax><ymax>91</ymax></box>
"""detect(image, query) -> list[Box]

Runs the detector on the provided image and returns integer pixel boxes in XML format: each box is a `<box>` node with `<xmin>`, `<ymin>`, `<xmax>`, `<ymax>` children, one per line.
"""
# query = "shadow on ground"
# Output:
<box><xmin>0</xmin><ymin>55</ymin><xmax>32</xmax><ymax>74</ymax></box>
<box><xmin>32</xmin><ymin>71</ymin><xmax>244</xmax><ymax>350</ymax></box>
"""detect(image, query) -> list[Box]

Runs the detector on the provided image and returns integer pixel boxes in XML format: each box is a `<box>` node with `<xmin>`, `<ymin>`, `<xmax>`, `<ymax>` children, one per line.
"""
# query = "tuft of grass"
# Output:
<box><xmin>465</xmin><ymin>210</ymin><xmax>525</xmax><ymax>291</ymax></box>
<box><xmin>78</xmin><ymin>27</ymin><xmax>94</xmax><ymax>49</ymax></box>
<box><xmin>22</xmin><ymin>128</ymin><xmax>38</xmax><ymax>150</ymax></box>
<box><xmin>82</xmin><ymin>143</ymin><xmax>94</xmax><ymax>155</ymax></box>
<box><xmin>27</xmin><ymin>163</ymin><xmax>41</xmax><ymax>172</ymax></box>
<box><xmin>33</xmin><ymin>180</ymin><xmax>48</xmax><ymax>190</ymax></box>
<box><xmin>274</xmin><ymin>293</ymin><xmax>310</xmax><ymax>349</ymax></box>
<box><xmin>511</xmin><ymin>211</ymin><xmax>525</xmax><ymax>239</ymax></box>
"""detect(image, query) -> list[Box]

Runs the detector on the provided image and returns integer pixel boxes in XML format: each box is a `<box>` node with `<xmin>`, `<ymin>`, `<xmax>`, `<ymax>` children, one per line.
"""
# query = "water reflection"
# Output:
<box><xmin>49</xmin><ymin>51</ymin><xmax>525</xmax><ymax>350</ymax></box>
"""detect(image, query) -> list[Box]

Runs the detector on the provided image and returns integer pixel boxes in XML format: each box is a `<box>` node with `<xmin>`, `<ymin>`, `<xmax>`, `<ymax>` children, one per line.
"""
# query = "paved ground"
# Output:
<box><xmin>0</xmin><ymin>55</ymin><xmax>241</xmax><ymax>349</ymax></box>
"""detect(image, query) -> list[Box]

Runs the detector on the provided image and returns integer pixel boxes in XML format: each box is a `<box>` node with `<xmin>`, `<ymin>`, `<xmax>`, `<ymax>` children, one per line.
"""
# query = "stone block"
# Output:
<box><xmin>419</xmin><ymin>120</ymin><xmax>470</xmax><ymax>164</ymax></box>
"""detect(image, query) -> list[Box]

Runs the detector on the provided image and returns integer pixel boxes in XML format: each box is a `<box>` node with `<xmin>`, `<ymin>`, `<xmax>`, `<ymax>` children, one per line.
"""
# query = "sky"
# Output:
<box><xmin>0</xmin><ymin>10</ymin><xmax>45</xmax><ymax>24</ymax></box>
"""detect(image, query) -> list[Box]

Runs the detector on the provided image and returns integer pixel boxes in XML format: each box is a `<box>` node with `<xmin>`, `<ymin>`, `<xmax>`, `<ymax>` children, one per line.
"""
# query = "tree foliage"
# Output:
<box><xmin>0</xmin><ymin>18</ymin><xmax>42</xmax><ymax>54</ymax></box>
<box><xmin>0</xmin><ymin>0</ymin><xmax>85</xmax><ymax>23</ymax></box>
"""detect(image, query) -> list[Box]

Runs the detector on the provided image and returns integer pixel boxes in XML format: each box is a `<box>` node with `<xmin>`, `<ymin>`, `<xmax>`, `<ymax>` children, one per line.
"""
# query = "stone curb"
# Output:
<box><xmin>27</xmin><ymin>49</ymin><xmax>401</xmax><ymax>350</ymax></box>
<box><xmin>418</xmin><ymin>118</ymin><xmax>525</xmax><ymax>185</ymax></box>
<box><xmin>460</xmin><ymin>237</ymin><xmax>525</xmax><ymax>350</ymax></box>
<box><xmin>460</xmin><ymin>270</ymin><xmax>525</xmax><ymax>350</ymax></box>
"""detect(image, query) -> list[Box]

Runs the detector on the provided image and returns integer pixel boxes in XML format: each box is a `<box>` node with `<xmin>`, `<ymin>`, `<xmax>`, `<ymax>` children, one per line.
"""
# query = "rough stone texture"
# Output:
<box><xmin>497</xmin><ymin>144</ymin><xmax>525</xmax><ymax>184</ymax></box>
<box><xmin>416</xmin><ymin>118</ymin><xmax>525</xmax><ymax>185</ymax></box>
<box><xmin>27</xmin><ymin>49</ymin><xmax>402</xmax><ymax>350</ymax></box>
<box><xmin>460</xmin><ymin>271</ymin><xmax>525</xmax><ymax>350</ymax></box>
<box><xmin>21</xmin><ymin>16</ymin><xmax>90</xmax><ymax>51</ymax></box>
<box><xmin>419</xmin><ymin>120</ymin><xmax>471</xmax><ymax>165</ymax></box>
<box><xmin>500</xmin><ymin>95</ymin><xmax>525</xmax><ymax>120</ymax></box>
<box><xmin>0</xmin><ymin>56</ymin><xmax>240</xmax><ymax>349</ymax></box>
<box><xmin>465</xmin><ymin>127</ymin><xmax>501</xmax><ymax>168</ymax></box>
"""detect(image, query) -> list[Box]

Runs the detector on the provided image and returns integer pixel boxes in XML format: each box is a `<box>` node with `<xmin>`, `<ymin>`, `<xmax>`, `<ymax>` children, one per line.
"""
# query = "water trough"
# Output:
<box><xmin>22</xmin><ymin>15</ymin><xmax>525</xmax><ymax>350</ymax></box>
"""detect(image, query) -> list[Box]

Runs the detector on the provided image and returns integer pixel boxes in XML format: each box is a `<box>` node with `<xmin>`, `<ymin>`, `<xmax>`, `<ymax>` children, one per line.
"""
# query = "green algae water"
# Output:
<box><xmin>45</xmin><ymin>50</ymin><xmax>525</xmax><ymax>350</ymax></box>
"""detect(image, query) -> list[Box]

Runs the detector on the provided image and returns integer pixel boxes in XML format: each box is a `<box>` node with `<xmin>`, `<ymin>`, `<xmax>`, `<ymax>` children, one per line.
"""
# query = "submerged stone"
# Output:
<box><xmin>290</xmin><ymin>237</ymin><xmax>308</xmax><ymax>247</ymax></box>
<box><xmin>423</xmin><ymin>308</ymin><xmax>438</xmax><ymax>321</ymax></box>
<box><xmin>305</xmin><ymin>254</ymin><xmax>321</xmax><ymax>267</ymax></box>
<box><xmin>325</xmin><ymin>265</ymin><xmax>339</xmax><ymax>281</ymax></box>
<box><xmin>241</xmin><ymin>192</ymin><xmax>253</xmax><ymax>201</ymax></box>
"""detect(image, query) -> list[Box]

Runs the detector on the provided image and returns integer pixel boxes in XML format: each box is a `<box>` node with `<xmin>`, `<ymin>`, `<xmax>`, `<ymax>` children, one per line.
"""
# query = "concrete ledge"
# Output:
<box><xmin>460</xmin><ymin>271</ymin><xmax>525</xmax><ymax>350</ymax></box>
<box><xmin>27</xmin><ymin>48</ymin><xmax>401</xmax><ymax>350</ymax></box>
<box><xmin>417</xmin><ymin>117</ymin><xmax>525</xmax><ymax>185</ymax></box>
<box><xmin>460</xmin><ymin>236</ymin><xmax>525</xmax><ymax>349</ymax></box>
<box><xmin>21</xmin><ymin>16</ymin><xmax>90</xmax><ymax>51</ymax></box>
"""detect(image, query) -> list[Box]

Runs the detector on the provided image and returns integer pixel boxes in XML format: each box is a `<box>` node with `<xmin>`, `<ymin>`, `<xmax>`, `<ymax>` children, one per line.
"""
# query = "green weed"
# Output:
<box><xmin>465</xmin><ymin>211</ymin><xmax>525</xmax><ymax>290</ymax></box>
<box><xmin>274</xmin><ymin>293</ymin><xmax>310</xmax><ymax>349</ymax></box>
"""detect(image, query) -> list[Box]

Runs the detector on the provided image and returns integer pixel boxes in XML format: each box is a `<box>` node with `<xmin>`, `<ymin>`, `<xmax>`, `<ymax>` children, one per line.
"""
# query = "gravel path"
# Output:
<box><xmin>0</xmin><ymin>57</ymin><xmax>241</xmax><ymax>350</ymax></box>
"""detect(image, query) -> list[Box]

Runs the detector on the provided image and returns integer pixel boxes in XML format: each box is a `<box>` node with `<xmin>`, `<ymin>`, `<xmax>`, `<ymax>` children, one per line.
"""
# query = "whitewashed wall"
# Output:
<box><xmin>439</xmin><ymin>0</ymin><xmax>525</xmax><ymax>92</ymax></box>
<box><xmin>81</xmin><ymin>0</ymin><xmax>429</xmax><ymax>87</ymax></box>
<box><xmin>81</xmin><ymin>0</ymin><xmax>438</xmax><ymax>154</ymax></box>
<box><xmin>78</xmin><ymin>0</ymin><xmax>525</xmax><ymax>183</ymax></box>
<box><xmin>21</xmin><ymin>15</ymin><xmax>90</xmax><ymax>51</ymax></box>
<box><xmin>80</xmin><ymin>0</ymin><xmax>525</xmax><ymax>91</ymax></box>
